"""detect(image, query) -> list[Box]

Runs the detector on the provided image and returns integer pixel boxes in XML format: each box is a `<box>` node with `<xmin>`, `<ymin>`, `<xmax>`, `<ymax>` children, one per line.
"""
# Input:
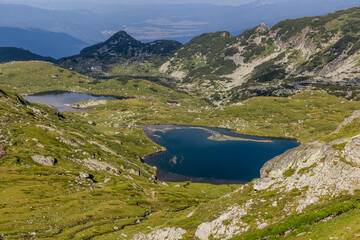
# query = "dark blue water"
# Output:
<box><xmin>24</xmin><ymin>90</ymin><xmax>122</xmax><ymax>112</ymax></box>
<box><xmin>144</xmin><ymin>125</ymin><xmax>299</xmax><ymax>184</ymax></box>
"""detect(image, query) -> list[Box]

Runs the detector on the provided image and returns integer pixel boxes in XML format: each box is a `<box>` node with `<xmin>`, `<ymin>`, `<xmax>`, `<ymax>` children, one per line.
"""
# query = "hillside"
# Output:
<box><xmin>58</xmin><ymin>31</ymin><xmax>182</xmax><ymax>74</ymax></box>
<box><xmin>158</xmin><ymin>6</ymin><xmax>360</xmax><ymax>103</ymax></box>
<box><xmin>0</xmin><ymin>27</ymin><xmax>87</xmax><ymax>59</ymax></box>
<box><xmin>0</xmin><ymin>47</ymin><xmax>54</xmax><ymax>63</ymax></box>
<box><xmin>0</xmin><ymin>87</ymin><xmax>234</xmax><ymax>239</ymax></box>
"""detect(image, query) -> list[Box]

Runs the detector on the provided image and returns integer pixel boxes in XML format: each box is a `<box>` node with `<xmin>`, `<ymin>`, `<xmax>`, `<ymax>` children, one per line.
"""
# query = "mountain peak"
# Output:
<box><xmin>59</xmin><ymin>31</ymin><xmax>182</xmax><ymax>73</ymax></box>
<box><xmin>107</xmin><ymin>30</ymin><xmax>136</xmax><ymax>43</ymax></box>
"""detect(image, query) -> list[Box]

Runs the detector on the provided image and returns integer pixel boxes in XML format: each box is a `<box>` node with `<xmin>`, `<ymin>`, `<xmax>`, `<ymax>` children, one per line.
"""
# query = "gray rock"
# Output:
<box><xmin>79</xmin><ymin>171</ymin><xmax>90</xmax><ymax>179</ymax></box>
<box><xmin>129</xmin><ymin>168</ymin><xmax>141</xmax><ymax>176</ymax></box>
<box><xmin>254</xmin><ymin>113</ymin><xmax>360</xmax><ymax>212</ymax></box>
<box><xmin>31</xmin><ymin>155</ymin><xmax>55</xmax><ymax>166</ymax></box>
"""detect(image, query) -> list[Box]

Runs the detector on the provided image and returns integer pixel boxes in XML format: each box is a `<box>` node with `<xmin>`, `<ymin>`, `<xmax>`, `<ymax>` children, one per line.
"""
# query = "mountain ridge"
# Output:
<box><xmin>0</xmin><ymin>47</ymin><xmax>54</xmax><ymax>63</ymax></box>
<box><xmin>0</xmin><ymin>27</ymin><xmax>87</xmax><ymax>59</ymax></box>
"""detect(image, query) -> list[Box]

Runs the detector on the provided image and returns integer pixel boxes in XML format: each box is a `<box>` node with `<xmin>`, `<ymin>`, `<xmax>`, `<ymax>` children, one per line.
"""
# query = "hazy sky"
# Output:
<box><xmin>0</xmin><ymin>0</ymin><xmax>257</xmax><ymax>6</ymax></box>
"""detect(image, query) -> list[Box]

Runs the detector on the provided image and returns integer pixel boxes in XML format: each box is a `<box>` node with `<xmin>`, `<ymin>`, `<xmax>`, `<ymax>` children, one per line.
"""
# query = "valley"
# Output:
<box><xmin>0</xmin><ymin>5</ymin><xmax>360</xmax><ymax>240</ymax></box>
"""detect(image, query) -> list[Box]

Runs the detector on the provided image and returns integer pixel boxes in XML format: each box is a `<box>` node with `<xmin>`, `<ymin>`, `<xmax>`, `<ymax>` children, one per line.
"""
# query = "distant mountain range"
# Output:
<box><xmin>0</xmin><ymin>0</ymin><xmax>358</xmax><ymax>44</ymax></box>
<box><xmin>0</xmin><ymin>27</ymin><xmax>87</xmax><ymax>59</ymax></box>
<box><xmin>0</xmin><ymin>47</ymin><xmax>54</xmax><ymax>63</ymax></box>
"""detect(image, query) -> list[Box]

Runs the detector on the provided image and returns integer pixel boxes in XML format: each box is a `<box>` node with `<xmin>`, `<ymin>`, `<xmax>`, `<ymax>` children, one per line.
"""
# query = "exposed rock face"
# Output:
<box><xmin>31</xmin><ymin>155</ymin><xmax>55</xmax><ymax>166</ymax></box>
<box><xmin>195</xmin><ymin>204</ymin><xmax>250</xmax><ymax>240</ymax></box>
<box><xmin>254</xmin><ymin>118</ymin><xmax>360</xmax><ymax>212</ymax></box>
<box><xmin>133</xmin><ymin>227</ymin><xmax>186</xmax><ymax>240</ymax></box>
<box><xmin>71</xmin><ymin>158</ymin><xmax>120</xmax><ymax>175</ymax></box>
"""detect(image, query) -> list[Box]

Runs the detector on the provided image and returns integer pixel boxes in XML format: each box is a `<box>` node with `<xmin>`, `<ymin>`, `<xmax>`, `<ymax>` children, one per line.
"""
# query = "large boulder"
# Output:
<box><xmin>31</xmin><ymin>155</ymin><xmax>56</xmax><ymax>166</ymax></box>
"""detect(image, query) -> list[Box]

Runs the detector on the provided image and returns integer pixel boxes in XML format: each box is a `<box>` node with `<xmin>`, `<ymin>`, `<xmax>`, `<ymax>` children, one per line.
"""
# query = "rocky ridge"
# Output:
<box><xmin>159</xmin><ymin>6</ymin><xmax>360</xmax><ymax>103</ymax></box>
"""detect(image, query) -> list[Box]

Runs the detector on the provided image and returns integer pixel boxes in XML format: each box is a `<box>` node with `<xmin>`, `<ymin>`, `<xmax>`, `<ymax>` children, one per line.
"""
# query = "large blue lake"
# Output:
<box><xmin>144</xmin><ymin>125</ymin><xmax>299</xmax><ymax>184</ymax></box>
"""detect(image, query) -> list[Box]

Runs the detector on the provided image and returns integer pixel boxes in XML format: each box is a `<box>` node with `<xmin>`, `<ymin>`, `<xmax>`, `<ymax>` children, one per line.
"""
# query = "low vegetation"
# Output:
<box><xmin>1</xmin><ymin>6</ymin><xmax>360</xmax><ymax>239</ymax></box>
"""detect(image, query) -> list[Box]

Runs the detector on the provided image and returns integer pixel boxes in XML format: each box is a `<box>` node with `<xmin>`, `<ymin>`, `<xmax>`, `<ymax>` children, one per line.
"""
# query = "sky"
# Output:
<box><xmin>0</xmin><ymin>0</ymin><xmax>257</xmax><ymax>6</ymax></box>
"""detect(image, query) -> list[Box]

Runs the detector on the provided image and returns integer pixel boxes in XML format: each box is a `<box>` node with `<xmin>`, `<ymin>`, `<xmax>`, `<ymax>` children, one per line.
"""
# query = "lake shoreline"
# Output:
<box><xmin>22</xmin><ymin>89</ymin><xmax>129</xmax><ymax>100</ymax></box>
<box><xmin>23</xmin><ymin>90</ymin><xmax>130</xmax><ymax>112</ymax></box>
<box><xmin>143</xmin><ymin>123</ymin><xmax>300</xmax><ymax>143</ymax></box>
<box><xmin>142</xmin><ymin>124</ymin><xmax>300</xmax><ymax>184</ymax></box>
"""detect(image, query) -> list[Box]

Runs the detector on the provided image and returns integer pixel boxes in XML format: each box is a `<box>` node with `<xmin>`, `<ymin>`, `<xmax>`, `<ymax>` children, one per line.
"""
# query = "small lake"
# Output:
<box><xmin>144</xmin><ymin>125</ymin><xmax>299</xmax><ymax>184</ymax></box>
<box><xmin>24</xmin><ymin>90</ymin><xmax>122</xmax><ymax>112</ymax></box>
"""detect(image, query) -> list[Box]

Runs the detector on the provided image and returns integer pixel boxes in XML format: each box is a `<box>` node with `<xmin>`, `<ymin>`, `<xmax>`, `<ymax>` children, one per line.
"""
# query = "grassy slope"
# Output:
<box><xmin>0</xmin><ymin>88</ymin><xmax>235</xmax><ymax>239</ymax></box>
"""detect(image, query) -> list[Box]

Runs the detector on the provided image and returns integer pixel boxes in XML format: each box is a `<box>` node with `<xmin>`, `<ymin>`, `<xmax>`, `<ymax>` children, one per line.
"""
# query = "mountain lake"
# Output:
<box><xmin>144</xmin><ymin>125</ymin><xmax>300</xmax><ymax>184</ymax></box>
<box><xmin>24</xmin><ymin>90</ymin><xmax>123</xmax><ymax>111</ymax></box>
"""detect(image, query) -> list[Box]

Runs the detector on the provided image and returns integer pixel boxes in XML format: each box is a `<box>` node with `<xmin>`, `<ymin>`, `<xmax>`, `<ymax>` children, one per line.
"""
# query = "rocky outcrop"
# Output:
<box><xmin>133</xmin><ymin>227</ymin><xmax>186</xmax><ymax>240</ymax></box>
<box><xmin>256</xmin><ymin>23</ymin><xmax>270</xmax><ymax>33</ymax></box>
<box><xmin>79</xmin><ymin>171</ymin><xmax>90</xmax><ymax>179</ymax></box>
<box><xmin>254</xmin><ymin>116</ymin><xmax>360</xmax><ymax>212</ymax></box>
<box><xmin>195</xmin><ymin>204</ymin><xmax>250</xmax><ymax>240</ymax></box>
<box><xmin>71</xmin><ymin>157</ymin><xmax>120</xmax><ymax>175</ymax></box>
<box><xmin>31</xmin><ymin>155</ymin><xmax>56</xmax><ymax>166</ymax></box>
